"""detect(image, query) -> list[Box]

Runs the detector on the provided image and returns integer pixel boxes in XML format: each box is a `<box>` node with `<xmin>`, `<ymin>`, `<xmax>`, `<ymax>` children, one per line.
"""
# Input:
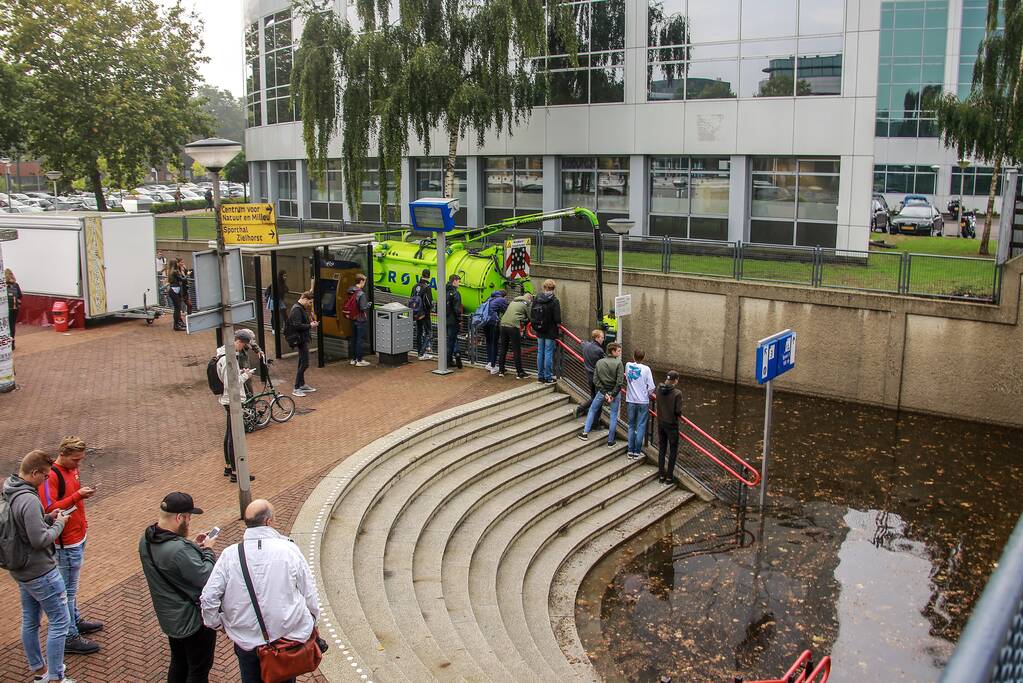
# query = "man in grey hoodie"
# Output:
<box><xmin>3</xmin><ymin>449</ymin><xmax>74</xmax><ymax>683</ymax></box>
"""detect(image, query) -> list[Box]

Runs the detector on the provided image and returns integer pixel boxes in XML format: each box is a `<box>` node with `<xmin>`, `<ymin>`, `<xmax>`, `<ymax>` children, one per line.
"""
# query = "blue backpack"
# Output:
<box><xmin>470</xmin><ymin>296</ymin><xmax>499</xmax><ymax>330</ymax></box>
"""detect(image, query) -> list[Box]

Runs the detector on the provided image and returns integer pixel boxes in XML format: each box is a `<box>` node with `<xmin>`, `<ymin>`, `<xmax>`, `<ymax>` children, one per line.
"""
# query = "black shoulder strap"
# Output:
<box><xmin>53</xmin><ymin>467</ymin><xmax>66</xmax><ymax>500</ymax></box>
<box><xmin>144</xmin><ymin>540</ymin><xmax>200</xmax><ymax>606</ymax></box>
<box><xmin>237</xmin><ymin>541</ymin><xmax>270</xmax><ymax>643</ymax></box>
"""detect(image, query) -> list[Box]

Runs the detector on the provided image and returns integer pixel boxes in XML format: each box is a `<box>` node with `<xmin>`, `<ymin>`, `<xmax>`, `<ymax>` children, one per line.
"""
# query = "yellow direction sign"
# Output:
<box><xmin>220</xmin><ymin>203</ymin><xmax>279</xmax><ymax>245</ymax></box>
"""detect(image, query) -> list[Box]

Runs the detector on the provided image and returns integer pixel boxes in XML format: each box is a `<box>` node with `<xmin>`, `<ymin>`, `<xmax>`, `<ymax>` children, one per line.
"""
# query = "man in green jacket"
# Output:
<box><xmin>139</xmin><ymin>492</ymin><xmax>219</xmax><ymax>683</ymax></box>
<box><xmin>498</xmin><ymin>292</ymin><xmax>532</xmax><ymax>379</ymax></box>
<box><xmin>579</xmin><ymin>342</ymin><xmax>625</xmax><ymax>446</ymax></box>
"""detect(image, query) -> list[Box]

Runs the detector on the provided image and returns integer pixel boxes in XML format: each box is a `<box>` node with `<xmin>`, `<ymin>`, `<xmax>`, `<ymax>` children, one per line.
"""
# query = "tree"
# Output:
<box><xmin>198</xmin><ymin>86</ymin><xmax>246</xmax><ymax>145</ymax></box>
<box><xmin>293</xmin><ymin>0</ymin><xmax>577</xmax><ymax>223</ymax></box>
<box><xmin>756</xmin><ymin>75</ymin><xmax>813</xmax><ymax>97</ymax></box>
<box><xmin>224</xmin><ymin>151</ymin><xmax>248</xmax><ymax>185</ymax></box>
<box><xmin>936</xmin><ymin>0</ymin><xmax>1022</xmax><ymax>255</ymax></box>
<box><xmin>0</xmin><ymin>62</ymin><xmax>28</xmax><ymax>155</ymax></box>
<box><xmin>0</xmin><ymin>0</ymin><xmax>213</xmax><ymax>210</ymax></box>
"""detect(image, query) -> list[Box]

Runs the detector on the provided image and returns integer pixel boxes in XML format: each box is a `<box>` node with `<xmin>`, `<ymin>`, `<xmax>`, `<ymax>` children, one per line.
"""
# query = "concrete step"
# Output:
<box><xmin>354</xmin><ymin>400</ymin><xmax>574</xmax><ymax>681</ymax></box>
<box><xmin>320</xmin><ymin>385</ymin><xmax>558</xmax><ymax>682</ymax></box>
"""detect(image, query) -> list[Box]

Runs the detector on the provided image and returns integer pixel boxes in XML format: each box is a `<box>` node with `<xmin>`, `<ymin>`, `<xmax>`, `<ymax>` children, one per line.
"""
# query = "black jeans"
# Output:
<box><xmin>446</xmin><ymin>324</ymin><xmax>460</xmax><ymax>366</ymax></box>
<box><xmin>169</xmin><ymin>290</ymin><xmax>184</xmax><ymax>327</ymax></box>
<box><xmin>295</xmin><ymin>340</ymin><xmax>309</xmax><ymax>389</ymax></box>
<box><xmin>657</xmin><ymin>423</ymin><xmax>679</xmax><ymax>479</ymax></box>
<box><xmin>498</xmin><ymin>326</ymin><xmax>523</xmax><ymax>376</ymax></box>
<box><xmin>8</xmin><ymin>305</ymin><xmax>16</xmax><ymax>344</ymax></box>
<box><xmin>167</xmin><ymin>625</ymin><xmax>217</xmax><ymax>683</ymax></box>
<box><xmin>234</xmin><ymin>643</ymin><xmax>296</xmax><ymax>683</ymax></box>
<box><xmin>415</xmin><ymin>316</ymin><xmax>431</xmax><ymax>356</ymax></box>
<box><xmin>223</xmin><ymin>405</ymin><xmax>235</xmax><ymax>470</ymax></box>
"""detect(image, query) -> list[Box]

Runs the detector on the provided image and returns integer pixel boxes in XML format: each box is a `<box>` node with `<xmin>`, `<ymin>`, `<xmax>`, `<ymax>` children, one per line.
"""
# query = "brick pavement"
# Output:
<box><xmin>0</xmin><ymin>315</ymin><xmax>508</xmax><ymax>682</ymax></box>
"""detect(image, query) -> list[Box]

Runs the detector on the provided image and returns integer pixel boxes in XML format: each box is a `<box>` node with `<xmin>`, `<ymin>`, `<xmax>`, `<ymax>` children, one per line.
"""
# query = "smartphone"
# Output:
<box><xmin>207</xmin><ymin>526</ymin><xmax>221</xmax><ymax>539</ymax></box>
<box><xmin>62</xmin><ymin>505</ymin><xmax>77</xmax><ymax>514</ymax></box>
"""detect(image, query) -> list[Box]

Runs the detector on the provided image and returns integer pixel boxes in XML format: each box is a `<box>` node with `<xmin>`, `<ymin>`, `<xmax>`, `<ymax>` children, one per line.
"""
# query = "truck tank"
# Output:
<box><xmin>373</xmin><ymin>238</ymin><xmax>532</xmax><ymax>311</ymax></box>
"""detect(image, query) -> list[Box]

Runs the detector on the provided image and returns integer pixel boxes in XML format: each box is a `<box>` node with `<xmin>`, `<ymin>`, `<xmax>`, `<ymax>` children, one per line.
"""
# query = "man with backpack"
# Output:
<box><xmin>498</xmin><ymin>292</ymin><xmax>532</xmax><ymax>379</ymax></box>
<box><xmin>38</xmin><ymin>437</ymin><xmax>103</xmax><ymax>656</ymax></box>
<box><xmin>445</xmin><ymin>275</ymin><xmax>464</xmax><ymax>369</ymax></box>
<box><xmin>576</xmin><ymin>329</ymin><xmax>606</xmax><ymax>417</ymax></box>
<box><xmin>3</xmin><ymin>449</ymin><xmax>75</xmax><ymax>683</ymax></box>
<box><xmin>285</xmin><ymin>291</ymin><xmax>318</xmax><ymax>397</ymax></box>
<box><xmin>139</xmin><ymin>492</ymin><xmax>219</xmax><ymax>683</ymax></box>
<box><xmin>212</xmin><ymin>331</ymin><xmax>256</xmax><ymax>484</ymax></box>
<box><xmin>530</xmin><ymin>279</ymin><xmax>562</xmax><ymax>384</ymax></box>
<box><xmin>472</xmin><ymin>289</ymin><xmax>508</xmax><ymax>373</ymax></box>
<box><xmin>344</xmin><ymin>274</ymin><xmax>372</xmax><ymax>367</ymax></box>
<box><xmin>625</xmin><ymin>348</ymin><xmax>657</xmax><ymax>460</ymax></box>
<box><xmin>409</xmin><ymin>269</ymin><xmax>434</xmax><ymax>361</ymax></box>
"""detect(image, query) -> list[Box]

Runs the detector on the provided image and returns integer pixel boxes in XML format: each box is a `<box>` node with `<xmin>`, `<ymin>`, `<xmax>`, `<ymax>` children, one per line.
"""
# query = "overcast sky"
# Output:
<box><xmin>157</xmin><ymin>0</ymin><xmax>244</xmax><ymax>96</ymax></box>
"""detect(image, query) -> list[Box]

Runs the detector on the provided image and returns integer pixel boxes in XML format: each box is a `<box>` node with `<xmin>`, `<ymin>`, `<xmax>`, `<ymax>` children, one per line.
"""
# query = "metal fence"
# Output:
<box><xmin>940</xmin><ymin>511</ymin><xmax>1023</xmax><ymax>683</ymax></box>
<box><xmin>155</xmin><ymin>215</ymin><xmax>1002</xmax><ymax>303</ymax></box>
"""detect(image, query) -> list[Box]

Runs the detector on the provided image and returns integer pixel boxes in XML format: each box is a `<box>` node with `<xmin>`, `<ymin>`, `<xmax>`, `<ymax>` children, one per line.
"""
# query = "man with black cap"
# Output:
<box><xmin>140</xmin><ymin>492</ymin><xmax>219</xmax><ymax>683</ymax></box>
<box><xmin>217</xmin><ymin>331</ymin><xmax>256</xmax><ymax>483</ymax></box>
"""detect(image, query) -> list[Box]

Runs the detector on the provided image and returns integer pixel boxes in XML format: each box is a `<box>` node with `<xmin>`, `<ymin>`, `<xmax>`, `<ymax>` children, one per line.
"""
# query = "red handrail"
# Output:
<box><xmin>741</xmin><ymin>650</ymin><xmax>831</xmax><ymax>683</ymax></box>
<box><xmin>525</xmin><ymin>323</ymin><xmax>585</xmax><ymax>364</ymax></box>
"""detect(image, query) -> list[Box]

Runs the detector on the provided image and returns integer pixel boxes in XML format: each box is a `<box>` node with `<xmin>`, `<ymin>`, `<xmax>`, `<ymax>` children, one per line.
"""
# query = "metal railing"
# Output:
<box><xmin>940</xmin><ymin>511</ymin><xmax>1023</xmax><ymax>683</ymax></box>
<box><xmin>736</xmin><ymin>650</ymin><xmax>831</xmax><ymax>683</ymax></box>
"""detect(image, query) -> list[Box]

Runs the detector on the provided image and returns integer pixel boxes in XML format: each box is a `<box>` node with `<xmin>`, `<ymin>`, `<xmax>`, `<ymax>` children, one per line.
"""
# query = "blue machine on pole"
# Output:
<box><xmin>755</xmin><ymin>329</ymin><xmax>796</xmax><ymax>507</ymax></box>
<box><xmin>409</xmin><ymin>197</ymin><xmax>459</xmax><ymax>375</ymax></box>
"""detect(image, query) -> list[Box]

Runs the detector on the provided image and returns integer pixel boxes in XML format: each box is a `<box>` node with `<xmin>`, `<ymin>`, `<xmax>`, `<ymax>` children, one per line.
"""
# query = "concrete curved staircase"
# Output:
<box><xmin>294</xmin><ymin>384</ymin><xmax>694</xmax><ymax>682</ymax></box>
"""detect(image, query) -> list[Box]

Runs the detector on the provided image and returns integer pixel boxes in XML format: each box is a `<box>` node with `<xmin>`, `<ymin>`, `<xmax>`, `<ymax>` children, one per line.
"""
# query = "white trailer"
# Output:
<box><xmin>0</xmin><ymin>212</ymin><xmax>160</xmax><ymax>325</ymax></box>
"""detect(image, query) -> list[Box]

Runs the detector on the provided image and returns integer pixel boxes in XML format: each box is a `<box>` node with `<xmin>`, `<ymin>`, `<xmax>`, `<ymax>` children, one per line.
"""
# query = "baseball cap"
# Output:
<box><xmin>160</xmin><ymin>492</ymin><xmax>204</xmax><ymax>515</ymax></box>
<box><xmin>235</xmin><ymin>329</ymin><xmax>255</xmax><ymax>346</ymax></box>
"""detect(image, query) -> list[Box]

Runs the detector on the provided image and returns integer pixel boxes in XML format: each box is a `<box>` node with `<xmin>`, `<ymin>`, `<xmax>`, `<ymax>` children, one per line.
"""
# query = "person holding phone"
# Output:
<box><xmin>3</xmin><ymin>450</ymin><xmax>75</xmax><ymax>683</ymax></box>
<box><xmin>37</xmin><ymin>437</ymin><xmax>103</xmax><ymax>655</ymax></box>
<box><xmin>140</xmin><ymin>492</ymin><xmax>220</xmax><ymax>683</ymax></box>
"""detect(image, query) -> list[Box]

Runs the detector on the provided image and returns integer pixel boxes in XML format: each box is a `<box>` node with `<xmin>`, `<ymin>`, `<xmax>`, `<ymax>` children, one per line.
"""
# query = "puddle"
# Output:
<box><xmin>576</xmin><ymin>377</ymin><xmax>1023</xmax><ymax>682</ymax></box>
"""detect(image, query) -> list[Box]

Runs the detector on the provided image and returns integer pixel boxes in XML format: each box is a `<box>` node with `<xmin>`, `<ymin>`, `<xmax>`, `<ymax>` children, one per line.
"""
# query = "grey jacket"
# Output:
<box><xmin>3</xmin><ymin>474</ymin><xmax>66</xmax><ymax>583</ymax></box>
<box><xmin>139</xmin><ymin>524</ymin><xmax>216</xmax><ymax>639</ymax></box>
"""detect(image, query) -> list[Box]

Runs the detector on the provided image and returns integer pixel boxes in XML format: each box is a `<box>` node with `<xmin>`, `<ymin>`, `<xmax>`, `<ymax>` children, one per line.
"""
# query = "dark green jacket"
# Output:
<box><xmin>501</xmin><ymin>295</ymin><xmax>531</xmax><ymax>327</ymax></box>
<box><xmin>139</xmin><ymin>524</ymin><xmax>215</xmax><ymax>639</ymax></box>
<box><xmin>593</xmin><ymin>356</ymin><xmax>624</xmax><ymax>396</ymax></box>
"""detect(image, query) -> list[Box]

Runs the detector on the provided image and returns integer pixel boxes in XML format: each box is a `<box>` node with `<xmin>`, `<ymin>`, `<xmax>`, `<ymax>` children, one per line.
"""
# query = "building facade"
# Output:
<box><xmin>244</xmin><ymin>0</ymin><xmax>885</xmax><ymax>251</ymax></box>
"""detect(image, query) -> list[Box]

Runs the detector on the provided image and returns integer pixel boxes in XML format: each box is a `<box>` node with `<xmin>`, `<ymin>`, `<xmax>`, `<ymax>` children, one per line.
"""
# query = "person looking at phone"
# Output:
<box><xmin>139</xmin><ymin>492</ymin><xmax>219</xmax><ymax>683</ymax></box>
<box><xmin>38</xmin><ymin>437</ymin><xmax>103</xmax><ymax>655</ymax></box>
<box><xmin>3</xmin><ymin>450</ymin><xmax>75</xmax><ymax>683</ymax></box>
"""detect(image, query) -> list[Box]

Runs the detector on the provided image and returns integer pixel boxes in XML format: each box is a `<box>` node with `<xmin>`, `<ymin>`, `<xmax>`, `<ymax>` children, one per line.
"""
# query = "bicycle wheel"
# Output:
<box><xmin>271</xmin><ymin>394</ymin><xmax>296</xmax><ymax>423</ymax></box>
<box><xmin>242</xmin><ymin>406</ymin><xmax>257</xmax><ymax>433</ymax></box>
<box><xmin>252</xmin><ymin>398</ymin><xmax>273</xmax><ymax>429</ymax></box>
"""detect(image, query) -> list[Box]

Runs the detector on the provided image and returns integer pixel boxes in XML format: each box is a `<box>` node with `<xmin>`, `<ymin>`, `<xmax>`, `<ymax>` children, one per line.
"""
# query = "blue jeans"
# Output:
<box><xmin>627</xmin><ymin>402</ymin><xmax>649</xmax><ymax>454</ymax></box>
<box><xmin>537</xmin><ymin>338</ymin><xmax>556</xmax><ymax>381</ymax></box>
<box><xmin>19</xmin><ymin>567</ymin><xmax>70</xmax><ymax>680</ymax></box>
<box><xmin>352</xmin><ymin>320</ymin><xmax>367</xmax><ymax>361</ymax></box>
<box><xmin>56</xmin><ymin>541</ymin><xmax>85</xmax><ymax>638</ymax></box>
<box><xmin>484</xmin><ymin>325</ymin><xmax>500</xmax><ymax>367</ymax></box>
<box><xmin>583</xmin><ymin>392</ymin><xmax>621</xmax><ymax>444</ymax></box>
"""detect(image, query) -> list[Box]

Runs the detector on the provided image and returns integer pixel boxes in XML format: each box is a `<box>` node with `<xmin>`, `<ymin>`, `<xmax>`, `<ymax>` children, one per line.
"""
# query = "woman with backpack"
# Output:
<box><xmin>472</xmin><ymin>290</ymin><xmax>508</xmax><ymax>373</ymax></box>
<box><xmin>167</xmin><ymin>261</ymin><xmax>186</xmax><ymax>331</ymax></box>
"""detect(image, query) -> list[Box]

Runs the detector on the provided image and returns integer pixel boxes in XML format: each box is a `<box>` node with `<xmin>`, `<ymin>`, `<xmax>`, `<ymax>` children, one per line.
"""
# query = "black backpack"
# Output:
<box><xmin>284</xmin><ymin>304</ymin><xmax>302</xmax><ymax>346</ymax></box>
<box><xmin>529</xmin><ymin>296</ymin><xmax>555</xmax><ymax>334</ymax></box>
<box><xmin>206</xmin><ymin>355</ymin><xmax>225</xmax><ymax>395</ymax></box>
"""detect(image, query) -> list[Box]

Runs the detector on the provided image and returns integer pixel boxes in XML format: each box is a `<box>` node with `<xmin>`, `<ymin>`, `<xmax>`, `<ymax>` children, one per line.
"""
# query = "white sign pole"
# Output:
<box><xmin>433</xmin><ymin>231</ymin><xmax>452</xmax><ymax>375</ymax></box>
<box><xmin>760</xmin><ymin>380</ymin><xmax>773</xmax><ymax>508</ymax></box>
<box><xmin>617</xmin><ymin>233</ymin><xmax>624</xmax><ymax>347</ymax></box>
<box><xmin>0</xmin><ymin>243</ymin><xmax>13</xmax><ymax>393</ymax></box>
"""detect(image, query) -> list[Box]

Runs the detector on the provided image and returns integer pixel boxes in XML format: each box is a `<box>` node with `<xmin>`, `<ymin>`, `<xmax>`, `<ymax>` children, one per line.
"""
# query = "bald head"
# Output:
<box><xmin>244</xmin><ymin>499</ymin><xmax>275</xmax><ymax>528</ymax></box>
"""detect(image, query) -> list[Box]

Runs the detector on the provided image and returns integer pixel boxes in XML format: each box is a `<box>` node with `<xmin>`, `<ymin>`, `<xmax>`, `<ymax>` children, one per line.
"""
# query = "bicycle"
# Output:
<box><xmin>242</xmin><ymin>357</ymin><xmax>296</xmax><ymax>431</ymax></box>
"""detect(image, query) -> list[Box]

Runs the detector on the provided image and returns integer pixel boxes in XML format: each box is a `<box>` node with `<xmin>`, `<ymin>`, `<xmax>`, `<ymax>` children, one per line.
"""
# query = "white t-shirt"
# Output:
<box><xmin>625</xmin><ymin>362</ymin><xmax>655</xmax><ymax>404</ymax></box>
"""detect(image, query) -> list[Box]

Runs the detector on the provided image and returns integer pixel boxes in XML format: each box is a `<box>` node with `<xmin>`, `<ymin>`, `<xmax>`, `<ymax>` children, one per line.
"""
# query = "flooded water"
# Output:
<box><xmin>576</xmin><ymin>377</ymin><xmax>1023</xmax><ymax>682</ymax></box>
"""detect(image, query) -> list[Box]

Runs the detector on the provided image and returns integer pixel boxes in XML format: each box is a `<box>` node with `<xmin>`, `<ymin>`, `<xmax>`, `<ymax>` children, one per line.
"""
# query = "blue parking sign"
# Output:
<box><xmin>756</xmin><ymin>329</ymin><xmax>796</xmax><ymax>384</ymax></box>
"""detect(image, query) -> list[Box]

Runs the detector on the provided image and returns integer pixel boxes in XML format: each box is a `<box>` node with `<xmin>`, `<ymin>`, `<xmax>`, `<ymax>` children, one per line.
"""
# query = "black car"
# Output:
<box><xmin>891</xmin><ymin>204</ymin><xmax>943</xmax><ymax>236</ymax></box>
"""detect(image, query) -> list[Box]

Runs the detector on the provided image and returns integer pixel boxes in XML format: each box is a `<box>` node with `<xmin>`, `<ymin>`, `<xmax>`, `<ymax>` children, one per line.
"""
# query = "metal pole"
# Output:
<box><xmin>314</xmin><ymin>246</ymin><xmax>325</xmax><ymax>368</ymax></box>
<box><xmin>52</xmin><ymin>180</ymin><xmax>58</xmax><ymax>197</ymax></box>
<box><xmin>759</xmin><ymin>380</ymin><xmax>773</xmax><ymax>508</ymax></box>
<box><xmin>434</xmin><ymin>232</ymin><xmax>452</xmax><ymax>375</ymax></box>
<box><xmin>959</xmin><ymin>174</ymin><xmax>964</xmax><ymax>239</ymax></box>
<box><xmin>213</xmin><ymin>170</ymin><xmax>252</xmax><ymax>517</ymax></box>
<box><xmin>253</xmin><ymin>255</ymin><xmax>266</xmax><ymax>353</ymax></box>
<box><xmin>617</xmin><ymin>233</ymin><xmax>624</xmax><ymax>347</ymax></box>
<box><xmin>270</xmin><ymin>250</ymin><xmax>282</xmax><ymax>359</ymax></box>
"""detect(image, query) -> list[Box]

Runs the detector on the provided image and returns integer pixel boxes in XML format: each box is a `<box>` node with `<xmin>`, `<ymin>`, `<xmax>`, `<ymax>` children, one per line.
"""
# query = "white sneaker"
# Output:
<box><xmin>489</xmin><ymin>366</ymin><xmax>500</xmax><ymax>375</ymax></box>
<box><xmin>299</xmin><ymin>385</ymin><xmax>316</xmax><ymax>392</ymax></box>
<box><xmin>418</xmin><ymin>354</ymin><xmax>433</xmax><ymax>361</ymax></box>
<box><xmin>355</xmin><ymin>360</ymin><xmax>371</xmax><ymax>367</ymax></box>
<box><xmin>350</xmin><ymin>359</ymin><xmax>356</xmax><ymax>365</ymax></box>
<box><xmin>292</xmin><ymin>389</ymin><xmax>307</xmax><ymax>397</ymax></box>
<box><xmin>483</xmin><ymin>363</ymin><xmax>494</xmax><ymax>371</ymax></box>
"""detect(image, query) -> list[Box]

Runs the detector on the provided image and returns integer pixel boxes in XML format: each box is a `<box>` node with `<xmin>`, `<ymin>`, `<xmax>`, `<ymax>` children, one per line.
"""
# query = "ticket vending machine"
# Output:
<box><xmin>317</xmin><ymin>254</ymin><xmax>362</xmax><ymax>339</ymax></box>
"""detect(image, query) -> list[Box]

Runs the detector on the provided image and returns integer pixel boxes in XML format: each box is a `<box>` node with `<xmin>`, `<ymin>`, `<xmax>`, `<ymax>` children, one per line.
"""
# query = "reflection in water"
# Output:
<box><xmin>576</xmin><ymin>377</ymin><xmax>1023</xmax><ymax>681</ymax></box>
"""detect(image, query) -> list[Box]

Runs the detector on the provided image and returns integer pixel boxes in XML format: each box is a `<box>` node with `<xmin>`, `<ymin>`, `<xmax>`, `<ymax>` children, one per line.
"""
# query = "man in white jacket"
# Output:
<box><xmin>200</xmin><ymin>499</ymin><xmax>319</xmax><ymax>683</ymax></box>
<box><xmin>217</xmin><ymin>331</ymin><xmax>255</xmax><ymax>484</ymax></box>
<box><xmin>624</xmin><ymin>348</ymin><xmax>656</xmax><ymax>460</ymax></box>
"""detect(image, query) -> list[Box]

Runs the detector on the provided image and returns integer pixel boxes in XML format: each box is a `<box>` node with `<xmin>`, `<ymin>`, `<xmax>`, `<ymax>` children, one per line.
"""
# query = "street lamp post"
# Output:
<box><xmin>184</xmin><ymin>137</ymin><xmax>249</xmax><ymax>517</ymax></box>
<box><xmin>958</xmin><ymin>158</ymin><xmax>970</xmax><ymax>238</ymax></box>
<box><xmin>606</xmin><ymin>218</ymin><xmax>635</xmax><ymax>347</ymax></box>
<box><xmin>44</xmin><ymin>170</ymin><xmax>63</xmax><ymax>200</ymax></box>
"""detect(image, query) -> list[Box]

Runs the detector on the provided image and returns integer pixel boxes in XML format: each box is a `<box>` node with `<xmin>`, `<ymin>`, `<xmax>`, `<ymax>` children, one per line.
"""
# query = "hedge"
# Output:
<box><xmin>149</xmin><ymin>197</ymin><xmax>247</xmax><ymax>214</ymax></box>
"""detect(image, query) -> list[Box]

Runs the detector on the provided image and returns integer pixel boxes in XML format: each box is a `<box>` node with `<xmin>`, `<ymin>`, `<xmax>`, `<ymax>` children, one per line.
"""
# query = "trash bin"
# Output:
<box><xmin>374</xmin><ymin>302</ymin><xmax>413</xmax><ymax>366</ymax></box>
<box><xmin>52</xmin><ymin>301</ymin><xmax>69</xmax><ymax>333</ymax></box>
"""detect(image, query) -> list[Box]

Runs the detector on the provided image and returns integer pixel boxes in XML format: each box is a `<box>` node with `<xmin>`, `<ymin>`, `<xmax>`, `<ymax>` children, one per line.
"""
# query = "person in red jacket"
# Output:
<box><xmin>38</xmin><ymin>436</ymin><xmax>104</xmax><ymax>655</ymax></box>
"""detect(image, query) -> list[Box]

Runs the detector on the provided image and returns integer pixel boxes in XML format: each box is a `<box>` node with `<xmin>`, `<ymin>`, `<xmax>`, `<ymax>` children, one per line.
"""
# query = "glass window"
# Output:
<box><xmin>560</xmin><ymin>156</ymin><xmax>629</xmax><ymax>232</ymax></box>
<box><xmin>310</xmin><ymin>160</ymin><xmax>344</xmax><ymax>221</ymax></box>
<box><xmin>414</xmin><ymin>157</ymin><xmax>467</xmax><ymax>225</ymax></box>
<box><xmin>245</xmin><ymin>22</ymin><xmax>262</xmax><ymax>128</ymax></box>
<box><xmin>741</xmin><ymin>0</ymin><xmax>798</xmax><ymax>40</ymax></box>
<box><xmin>542</xmin><ymin>0</ymin><xmax>626</xmax><ymax>105</ymax></box>
<box><xmin>263</xmin><ymin>10</ymin><xmax>298</xmax><ymax>125</ymax></box>
<box><xmin>483</xmin><ymin>156</ymin><xmax>544</xmax><ymax>224</ymax></box>
<box><xmin>873</xmin><ymin>164</ymin><xmax>939</xmax><ymax>194</ymax></box>
<box><xmin>648</xmin><ymin>156</ymin><xmax>730</xmax><ymax>240</ymax></box>
<box><xmin>751</xmin><ymin>157</ymin><xmax>839</xmax><ymax>246</ymax></box>
<box><xmin>357</xmin><ymin>159</ymin><xmax>399</xmax><ymax>223</ymax></box>
<box><xmin>951</xmin><ymin>166</ymin><xmax>1004</xmax><ymax>196</ymax></box>
<box><xmin>686</xmin><ymin>61</ymin><xmax>738</xmax><ymax>99</ymax></box>
<box><xmin>798</xmin><ymin>0</ymin><xmax>845</xmax><ymax>34</ymax></box>
<box><xmin>276</xmin><ymin>161</ymin><xmax>297</xmax><ymax>217</ymax></box>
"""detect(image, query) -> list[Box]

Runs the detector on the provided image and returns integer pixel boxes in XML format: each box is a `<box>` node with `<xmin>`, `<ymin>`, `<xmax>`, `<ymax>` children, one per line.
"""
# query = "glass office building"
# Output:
<box><xmin>243</xmin><ymin>0</ymin><xmax>883</xmax><ymax>250</ymax></box>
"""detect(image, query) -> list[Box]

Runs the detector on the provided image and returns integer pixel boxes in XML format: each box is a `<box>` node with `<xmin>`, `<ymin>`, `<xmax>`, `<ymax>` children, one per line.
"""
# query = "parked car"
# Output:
<box><xmin>891</xmin><ymin>204</ymin><xmax>943</xmax><ymax>236</ymax></box>
<box><xmin>870</xmin><ymin>198</ymin><xmax>890</xmax><ymax>232</ymax></box>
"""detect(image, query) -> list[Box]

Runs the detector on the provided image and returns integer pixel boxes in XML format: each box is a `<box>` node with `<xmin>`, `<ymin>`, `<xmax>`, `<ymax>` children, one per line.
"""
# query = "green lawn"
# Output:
<box><xmin>155</xmin><ymin>214</ymin><xmax>217</xmax><ymax>241</ymax></box>
<box><xmin>872</xmin><ymin>233</ymin><xmax>996</xmax><ymax>258</ymax></box>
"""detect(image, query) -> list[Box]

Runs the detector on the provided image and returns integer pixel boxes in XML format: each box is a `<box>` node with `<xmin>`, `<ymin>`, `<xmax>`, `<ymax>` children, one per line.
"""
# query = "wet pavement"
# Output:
<box><xmin>576</xmin><ymin>377</ymin><xmax>1023</xmax><ymax>682</ymax></box>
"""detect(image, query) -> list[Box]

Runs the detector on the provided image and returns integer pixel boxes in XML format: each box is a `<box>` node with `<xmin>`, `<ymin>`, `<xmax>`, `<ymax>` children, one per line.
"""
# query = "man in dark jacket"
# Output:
<box><xmin>4</xmin><ymin>450</ymin><xmax>73</xmax><ymax>683</ymax></box>
<box><xmin>655</xmin><ymin>371</ymin><xmax>684</xmax><ymax>485</ymax></box>
<box><xmin>347</xmin><ymin>274</ymin><xmax>373</xmax><ymax>366</ymax></box>
<box><xmin>575</xmin><ymin>329</ymin><xmax>606</xmax><ymax>417</ymax></box>
<box><xmin>287</xmin><ymin>291</ymin><xmax>318</xmax><ymax>397</ymax></box>
<box><xmin>445</xmin><ymin>275</ymin><xmax>464</xmax><ymax>369</ymax></box>
<box><xmin>479</xmin><ymin>290</ymin><xmax>509</xmax><ymax>374</ymax></box>
<box><xmin>140</xmin><ymin>492</ymin><xmax>219</xmax><ymax>683</ymax></box>
<box><xmin>532</xmin><ymin>279</ymin><xmax>562</xmax><ymax>383</ymax></box>
<box><xmin>411</xmin><ymin>268</ymin><xmax>434</xmax><ymax>360</ymax></box>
